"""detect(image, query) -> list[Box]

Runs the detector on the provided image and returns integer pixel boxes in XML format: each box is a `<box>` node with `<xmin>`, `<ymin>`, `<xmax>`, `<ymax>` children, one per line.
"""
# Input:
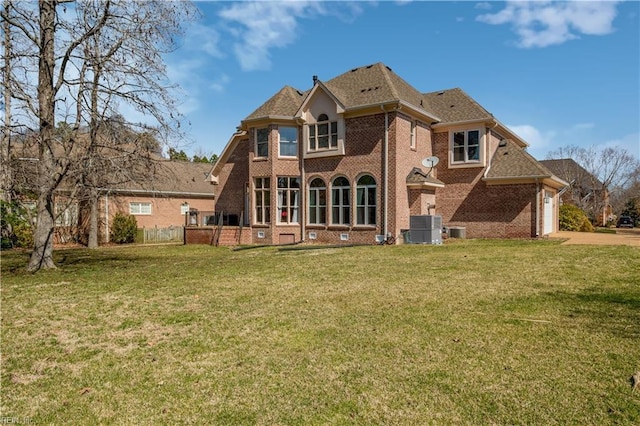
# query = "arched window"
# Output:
<box><xmin>309</xmin><ymin>113</ymin><xmax>338</xmax><ymax>151</ymax></box>
<box><xmin>356</xmin><ymin>175</ymin><xmax>376</xmax><ymax>225</ymax></box>
<box><xmin>308</xmin><ymin>178</ymin><xmax>326</xmax><ymax>225</ymax></box>
<box><xmin>331</xmin><ymin>176</ymin><xmax>350</xmax><ymax>225</ymax></box>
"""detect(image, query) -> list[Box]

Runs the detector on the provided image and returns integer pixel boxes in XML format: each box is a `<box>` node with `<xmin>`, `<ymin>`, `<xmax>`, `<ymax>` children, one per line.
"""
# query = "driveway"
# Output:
<box><xmin>549</xmin><ymin>228</ymin><xmax>640</xmax><ymax>246</ymax></box>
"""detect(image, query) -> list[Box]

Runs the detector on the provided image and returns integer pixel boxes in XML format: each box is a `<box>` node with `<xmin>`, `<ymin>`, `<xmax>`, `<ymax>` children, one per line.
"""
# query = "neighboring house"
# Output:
<box><xmin>539</xmin><ymin>158</ymin><xmax>612</xmax><ymax>226</ymax></box>
<box><xmin>209</xmin><ymin>62</ymin><xmax>567</xmax><ymax>245</ymax></box>
<box><xmin>95</xmin><ymin>160</ymin><xmax>216</xmax><ymax>242</ymax></box>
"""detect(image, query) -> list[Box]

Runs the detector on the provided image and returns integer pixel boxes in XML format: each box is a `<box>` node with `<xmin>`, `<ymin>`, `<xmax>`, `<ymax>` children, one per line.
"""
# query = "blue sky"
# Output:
<box><xmin>164</xmin><ymin>0</ymin><xmax>640</xmax><ymax>160</ymax></box>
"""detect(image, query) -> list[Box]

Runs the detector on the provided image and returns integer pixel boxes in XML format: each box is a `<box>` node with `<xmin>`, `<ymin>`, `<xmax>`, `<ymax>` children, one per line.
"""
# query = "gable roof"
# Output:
<box><xmin>484</xmin><ymin>139</ymin><xmax>568</xmax><ymax>188</ymax></box>
<box><xmin>244</xmin><ymin>63</ymin><xmax>442</xmax><ymax>124</ymax></box>
<box><xmin>538</xmin><ymin>158</ymin><xmax>605</xmax><ymax>190</ymax></box>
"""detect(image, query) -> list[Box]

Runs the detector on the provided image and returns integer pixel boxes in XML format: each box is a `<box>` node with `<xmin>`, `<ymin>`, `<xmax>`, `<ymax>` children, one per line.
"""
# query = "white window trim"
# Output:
<box><xmin>303</xmin><ymin>117</ymin><xmax>346</xmax><ymax>159</ymax></box>
<box><xmin>308</xmin><ymin>178</ymin><xmax>327</xmax><ymax>225</ymax></box>
<box><xmin>277</xmin><ymin>177</ymin><xmax>301</xmax><ymax>225</ymax></box>
<box><xmin>130</xmin><ymin>202</ymin><xmax>152</xmax><ymax>215</ymax></box>
<box><xmin>254</xmin><ymin>177</ymin><xmax>270</xmax><ymax>225</ymax></box>
<box><xmin>448</xmin><ymin>126</ymin><xmax>486</xmax><ymax>168</ymax></box>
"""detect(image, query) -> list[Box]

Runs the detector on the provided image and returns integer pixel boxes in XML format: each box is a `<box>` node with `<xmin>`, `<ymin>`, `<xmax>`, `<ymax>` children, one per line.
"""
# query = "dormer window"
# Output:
<box><xmin>309</xmin><ymin>114</ymin><xmax>338</xmax><ymax>152</ymax></box>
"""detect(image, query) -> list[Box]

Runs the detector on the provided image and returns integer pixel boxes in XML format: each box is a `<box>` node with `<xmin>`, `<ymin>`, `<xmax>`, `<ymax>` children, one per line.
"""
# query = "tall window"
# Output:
<box><xmin>279</xmin><ymin>127</ymin><xmax>298</xmax><ymax>157</ymax></box>
<box><xmin>256</xmin><ymin>128</ymin><xmax>269</xmax><ymax>158</ymax></box>
<box><xmin>308</xmin><ymin>178</ymin><xmax>326</xmax><ymax>225</ymax></box>
<box><xmin>356</xmin><ymin>175</ymin><xmax>376</xmax><ymax>226</ymax></box>
<box><xmin>331</xmin><ymin>176</ymin><xmax>350</xmax><ymax>225</ymax></box>
<box><xmin>254</xmin><ymin>177</ymin><xmax>270</xmax><ymax>224</ymax></box>
<box><xmin>309</xmin><ymin>113</ymin><xmax>338</xmax><ymax>151</ymax></box>
<box><xmin>410</xmin><ymin>121</ymin><xmax>416</xmax><ymax>150</ymax></box>
<box><xmin>452</xmin><ymin>130</ymin><xmax>480</xmax><ymax>163</ymax></box>
<box><xmin>277</xmin><ymin>177</ymin><xmax>300</xmax><ymax>224</ymax></box>
<box><xmin>129</xmin><ymin>202</ymin><xmax>151</xmax><ymax>215</ymax></box>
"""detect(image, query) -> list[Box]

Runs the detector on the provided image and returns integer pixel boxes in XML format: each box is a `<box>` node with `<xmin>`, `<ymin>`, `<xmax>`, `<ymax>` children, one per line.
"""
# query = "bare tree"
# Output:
<box><xmin>1</xmin><ymin>0</ymin><xmax>197</xmax><ymax>270</ymax></box>
<box><xmin>546</xmin><ymin>145</ymin><xmax>640</xmax><ymax>223</ymax></box>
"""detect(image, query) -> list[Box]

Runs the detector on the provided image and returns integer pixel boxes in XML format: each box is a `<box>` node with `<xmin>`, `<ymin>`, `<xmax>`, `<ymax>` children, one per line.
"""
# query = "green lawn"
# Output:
<box><xmin>1</xmin><ymin>240</ymin><xmax>639</xmax><ymax>424</ymax></box>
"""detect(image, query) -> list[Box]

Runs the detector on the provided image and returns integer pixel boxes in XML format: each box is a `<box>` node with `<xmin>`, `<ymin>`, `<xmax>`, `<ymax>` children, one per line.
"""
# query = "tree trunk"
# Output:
<box><xmin>27</xmin><ymin>0</ymin><xmax>57</xmax><ymax>272</ymax></box>
<box><xmin>88</xmin><ymin>189</ymin><xmax>99</xmax><ymax>249</ymax></box>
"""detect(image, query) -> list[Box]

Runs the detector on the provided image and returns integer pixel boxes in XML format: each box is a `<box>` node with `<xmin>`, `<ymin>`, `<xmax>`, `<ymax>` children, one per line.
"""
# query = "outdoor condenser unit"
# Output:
<box><xmin>408</xmin><ymin>215</ymin><xmax>442</xmax><ymax>244</ymax></box>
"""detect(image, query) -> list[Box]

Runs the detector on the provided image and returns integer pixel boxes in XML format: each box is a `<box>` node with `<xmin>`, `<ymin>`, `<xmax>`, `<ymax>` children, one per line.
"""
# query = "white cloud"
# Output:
<box><xmin>508</xmin><ymin>124</ymin><xmax>557</xmax><ymax>157</ymax></box>
<box><xmin>218</xmin><ymin>1</ymin><xmax>328</xmax><ymax>71</ymax></box>
<box><xmin>475</xmin><ymin>2</ymin><xmax>492</xmax><ymax>11</ymax></box>
<box><xmin>216</xmin><ymin>1</ymin><xmax>365</xmax><ymax>71</ymax></box>
<box><xmin>571</xmin><ymin>122</ymin><xmax>595</xmax><ymax>131</ymax></box>
<box><xmin>209</xmin><ymin>74</ymin><xmax>230</xmax><ymax>93</ymax></box>
<box><xmin>477</xmin><ymin>1</ymin><xmax>620</xmax><ymax>48</ymax></box>
<box><xmin>183</xmin><ymin>22</ymin><xmax>225</xmax><ymax>58</ymax></box>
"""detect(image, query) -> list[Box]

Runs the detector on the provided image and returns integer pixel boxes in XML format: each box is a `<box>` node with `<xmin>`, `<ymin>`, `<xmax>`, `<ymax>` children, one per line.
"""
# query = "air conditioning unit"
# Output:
<box><xmin>408</xmin><ymin>215</ymin><xmax>442</xmax><ymax>244</ymax></box>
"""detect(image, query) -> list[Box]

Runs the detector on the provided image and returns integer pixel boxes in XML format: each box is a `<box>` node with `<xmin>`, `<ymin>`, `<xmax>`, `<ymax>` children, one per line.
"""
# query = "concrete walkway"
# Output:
<box><xmin>548</xmin><ymin>228</ymin><xmax>640</xmax><ymax>246</ymax></box>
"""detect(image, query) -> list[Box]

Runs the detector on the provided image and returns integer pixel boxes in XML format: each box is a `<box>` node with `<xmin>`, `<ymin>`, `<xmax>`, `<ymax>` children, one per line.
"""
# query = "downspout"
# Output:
<box><xmin>535</xmin><ymin>179</ymin><xmax>540</xmax><ymax>237</ymax></box>
<box><xmin>105</xmin><ymin>192</ymin><xmax>109</xmax><ymax>243</ymax></box>
<box><xmin>299</xmin><ymin>123</ymin><xmax>305</xmax><ymax>242</ymax></box>
<box><xmin>381</xmin><ymin>106</ymin><xmax>389</xmax><ymax>238</ymax></box>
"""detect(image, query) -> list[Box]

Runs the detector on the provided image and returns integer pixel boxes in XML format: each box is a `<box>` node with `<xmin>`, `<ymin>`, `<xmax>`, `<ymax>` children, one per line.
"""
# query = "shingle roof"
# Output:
<box><xmin>243</xmin><ymin>63</ymin><xmax>502</xmax><ymax>126</ymax></box>
<box><xmin>406</xmin><ymin>167</ymin><xmax>445</xmax><ymax>187</ymax></box>
<box><xmin>245</xmin><ymin>85</ymin><xmax>307</xmax><ymax>121</ymax></box>
<box><xmin>423</xmin><ymin>88</ymin><xmax>493</xmax><ymax>123</ymax></box>
<box><xmin>115</xmin><ymin>160</ymin><xmax>214</xmax><ymax>196</ymax></box>
<box><xmin>539</xmin><ymin>158</ymin><xmax>604</xmax><ymax>190</ymax></box>
<box><xmin>485</xmin><ymin>139</ymin><xmax>557</xmax><ymax>180</ymax></box>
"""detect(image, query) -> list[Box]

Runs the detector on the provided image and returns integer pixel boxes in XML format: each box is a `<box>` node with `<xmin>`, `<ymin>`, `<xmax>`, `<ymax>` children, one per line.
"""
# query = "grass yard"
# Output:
<box><xmin>1</xmin><ymin>240</ymin><xmax>639</xmax><ymax>424</ymax></box>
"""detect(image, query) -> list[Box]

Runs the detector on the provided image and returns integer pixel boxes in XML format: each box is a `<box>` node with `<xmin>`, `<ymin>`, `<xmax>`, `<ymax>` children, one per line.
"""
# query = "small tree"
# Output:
<box><xmin>620</xmin><ymin>198</ymin><xmax>639</xmax><ymax>226</ymax></box>
<box><xmin>110</xmin><ymin>212</ymin><xmax>137</xmax><ymax>244</ymax></box>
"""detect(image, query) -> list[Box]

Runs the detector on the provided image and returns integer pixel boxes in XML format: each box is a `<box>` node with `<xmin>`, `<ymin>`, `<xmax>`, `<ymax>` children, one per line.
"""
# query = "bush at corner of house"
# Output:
<box><xmin>559</xmin><ymin>204</ymin><xmax>593</xmax><ymax>232</ymax></box>
<box><xmin>111</xmin><ymin>213</ymin><xmax>138</xmax><ymax>244</ymax></box>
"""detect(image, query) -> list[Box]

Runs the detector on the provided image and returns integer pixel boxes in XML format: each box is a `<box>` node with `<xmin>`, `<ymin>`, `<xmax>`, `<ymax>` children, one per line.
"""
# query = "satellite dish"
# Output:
<box><xmin>421</xmin><ymin>156</ymin><xmax>440</xmax><ymax>168</ymax></box>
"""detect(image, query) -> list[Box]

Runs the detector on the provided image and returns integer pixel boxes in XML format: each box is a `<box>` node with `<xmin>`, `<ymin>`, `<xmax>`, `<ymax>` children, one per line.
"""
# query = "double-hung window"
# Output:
<box><xmin>279</xmin><ymin>127</ymin><xmax>298</xmax><ymax>157</ymax></box>
<box><xmin>452</xmin><ymin>130</ymin><xmax>480</xmax><ymax>163</ymax></box>
<box><xmin>254</xmin><ymin>177</ymin><xmax>270</xmax><ymax>224</ymax></box>
<box><xmin>256</xmin><ymin>128</ymin><xmax>269</xmax><ymax>158</ymax></box>
<box><xmin>309</xmin><ymin>114</ymin><xmax>338</xmax><ymax>152</ymax></box>
<box><xmin>308</xmin><ymin>178</ymin><xmax>326</xmax><ymax>225</ymax></box>
<box><xmin>55</xmin><ymin>202</ymin><xmax>79</xmax><ymax>225</ymax></box>
<box><xmin>277</xmin><ymin>177</ymin><xmax>300</xmax><ymax>224</ymax></box>
<box><xmin>129</xmin><ymin>202</ymin><xmax>151</xmax><ymax>215</ymax></box>
<box><xmin>331</xmin><ymin>176</ymin><xmax>350</xmax><ymax>225</ymax></box>
<box><xmin>356</xmin><ymin>175</ymin><xmax>376</xmax><ymax>226</ymax></box>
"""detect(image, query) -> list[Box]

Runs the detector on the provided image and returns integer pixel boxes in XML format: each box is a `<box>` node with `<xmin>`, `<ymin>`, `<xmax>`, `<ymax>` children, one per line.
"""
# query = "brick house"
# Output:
<box><xmin>209</xmin><ymin>63</ymin><xmax>567</xmax><ymax>245</ymax></box>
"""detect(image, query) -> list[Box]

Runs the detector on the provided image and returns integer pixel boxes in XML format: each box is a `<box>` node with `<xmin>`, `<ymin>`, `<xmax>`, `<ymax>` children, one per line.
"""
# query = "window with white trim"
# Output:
<box><xmin>279</xmin><ymin>127</ymin><xmax>298</xmax><ymax>157</ymax></box>
<box><xmin>309</xmin><ymin>113</ymin><xmax>338</xmax><ymax>152</ymax></box>
<box><xmin>256</xmin><ymin>128</ymin><xmax>269</xmax><ymax>158</ymax></box>
<box><xmin>356</xmin><ymin>175</ymin><xmax>376</xmax><ymax>226</ymax></box>
<box><xmin>331</xmin><ymin>176</ymin><xmax>350</xmax><ymax>225</ymax></box>
<box><xmin>129</xmin><ymin>202</ymin><xmax>151</xmax><ymax>215</ymax></box>
<box><xmin>308</xmin><ymin>178</ymin><xmax>326</xmax><ymax>225</ymax></box>
<box><xmin>254</xmin><ymin>177</ymin><xmax>270</xmax><ymax>224</ymax></box>
<box><xmin>452</xmin><ymin>129</ymin><xmax>480</xmax><ymax>163</ymax></box>
<box><xmin>277</xmin><ymin>177</ymin><xmax>300</xmax><ymax>224</ymax></box>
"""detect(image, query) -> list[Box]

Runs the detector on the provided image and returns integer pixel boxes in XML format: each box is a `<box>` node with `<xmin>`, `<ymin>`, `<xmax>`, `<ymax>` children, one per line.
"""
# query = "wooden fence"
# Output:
<box><xmin>140</xmin><ymin>226</ymin><xmax>184</xmax><ymax>244</ymax></box>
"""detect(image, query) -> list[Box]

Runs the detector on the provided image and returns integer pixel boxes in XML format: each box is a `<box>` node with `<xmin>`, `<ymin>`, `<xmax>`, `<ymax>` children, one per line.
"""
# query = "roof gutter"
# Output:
<box><xmin>99</xmin><ymin>188</ymin><xmax>214</xmax><ymax>198</ymax></box>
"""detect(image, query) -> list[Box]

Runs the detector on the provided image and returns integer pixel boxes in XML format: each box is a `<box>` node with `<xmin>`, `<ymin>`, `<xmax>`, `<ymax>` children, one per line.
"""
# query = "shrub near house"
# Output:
<box><xmin>111</xmin><ymin>213</ymin><xmax>138</xmax><ymax>243</ymax></box>
<box><xmin>559</xmin><ymin>204</ymin><xmax>594</xmax><ymax>232</ymax></box>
